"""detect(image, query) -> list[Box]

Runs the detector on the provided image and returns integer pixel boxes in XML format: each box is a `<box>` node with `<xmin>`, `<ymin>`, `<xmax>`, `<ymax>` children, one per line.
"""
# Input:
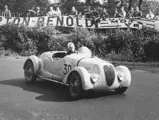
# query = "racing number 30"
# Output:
<box><xmin>63</xmin><ymin>64</ymin><xmax>72</xmax><ymax>74</ymax></box>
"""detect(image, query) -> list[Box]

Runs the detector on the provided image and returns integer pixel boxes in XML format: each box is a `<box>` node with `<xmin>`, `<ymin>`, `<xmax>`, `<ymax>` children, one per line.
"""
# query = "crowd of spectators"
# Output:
<box><xmin>0</xmin><ymin>4</ymin><xmax>157</xmax><ymax>20</ymax></box>
<box><xmin>46</xmin><ymin>6</ymin><xmax>61</xmax><ymax>17</ymax></box>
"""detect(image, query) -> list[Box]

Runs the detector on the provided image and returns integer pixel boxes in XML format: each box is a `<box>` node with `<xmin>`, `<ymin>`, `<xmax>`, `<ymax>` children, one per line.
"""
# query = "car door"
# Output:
<box><xmin>53</xmin><ymin>54</ymin><xmax>77</xmax><ymax>81</ymax></box>
<box><xmin>49</xmin><ymin>53</ymin><xmax>79</xmax><ymax>82</ymax></box>
<box><xmin>42</xmin><ymin>53</ymin><xmax>57</xmax><ymax>79</ymax></box>
<box><xmin>62</xmin><ymin>54</ymin><xmax>78</xmax><ymax>76</ymax></box>
<box><xmin>49</xmin><ymin>58</ymin><xmax>66</xmax><ymax>81</ymax></box>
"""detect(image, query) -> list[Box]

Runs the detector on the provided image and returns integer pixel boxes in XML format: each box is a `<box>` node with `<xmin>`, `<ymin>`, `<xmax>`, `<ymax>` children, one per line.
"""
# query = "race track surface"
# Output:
<box><xmin>0</xmin><ymin>57</ymin><xmax>159</xmax><ymax>120</ymax></box>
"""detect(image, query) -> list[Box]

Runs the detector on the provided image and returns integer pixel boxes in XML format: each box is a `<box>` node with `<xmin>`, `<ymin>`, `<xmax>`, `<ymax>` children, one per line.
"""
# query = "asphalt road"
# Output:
<box><xmin>0</xmin><ymin>57</ymin><xmax>159</xmax><ymax>120</ymax></box>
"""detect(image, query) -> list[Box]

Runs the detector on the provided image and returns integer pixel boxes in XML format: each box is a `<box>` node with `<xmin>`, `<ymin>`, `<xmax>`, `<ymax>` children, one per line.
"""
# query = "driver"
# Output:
<box><xmin>67</xmin><ymin>42</ymin><xmax>76</xmax><ymax>55</ymax></box>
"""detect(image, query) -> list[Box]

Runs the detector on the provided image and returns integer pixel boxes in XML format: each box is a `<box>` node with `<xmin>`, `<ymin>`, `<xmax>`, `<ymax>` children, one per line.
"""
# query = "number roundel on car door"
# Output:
<box><xmin>63</xmin><ymin>63</ymin><xmax>72</xmax><ymax>75</ymax></box>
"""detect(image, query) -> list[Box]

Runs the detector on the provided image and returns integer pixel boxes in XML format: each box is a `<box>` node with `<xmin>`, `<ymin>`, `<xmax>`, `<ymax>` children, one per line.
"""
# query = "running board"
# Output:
<box><xmin>38</xmin><ymin>76</ymin><xmax>69</xmax><ymax>86</ymax></box>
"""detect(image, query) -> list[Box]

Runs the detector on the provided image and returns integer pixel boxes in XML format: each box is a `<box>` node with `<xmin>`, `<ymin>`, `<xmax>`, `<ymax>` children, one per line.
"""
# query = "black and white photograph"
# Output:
<box><xmin>0</xmin><ymin>0</ymin><xmax>159</xmax><ymax>120</ymax></box>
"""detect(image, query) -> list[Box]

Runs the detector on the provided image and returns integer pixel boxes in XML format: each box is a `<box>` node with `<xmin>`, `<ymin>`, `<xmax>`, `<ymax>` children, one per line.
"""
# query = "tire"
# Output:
<box><xmin>114</xmin><ymin>86</ymin><xmax>128</xmax><ymax>94</ymax></box>
<box><xmin>68</xmin><ymin>71</ymin><xmax>83</xmax><ymax>100</ymax></box>
<box><xmin>24</xmin><ymin>60</ymin><xmax>37</xmax><ymax>83</ymax></box>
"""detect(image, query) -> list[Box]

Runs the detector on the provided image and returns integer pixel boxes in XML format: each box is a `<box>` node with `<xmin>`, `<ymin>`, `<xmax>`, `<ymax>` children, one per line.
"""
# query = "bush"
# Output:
<box><xmin>1</xmin><ymin>24</ymin><xmax>159</xmax><ymax>62</ymax></box>
<box><xmin>1</xmin><ymin>24</ymin><xmax>37</xmax><ymax>55</ymax></box>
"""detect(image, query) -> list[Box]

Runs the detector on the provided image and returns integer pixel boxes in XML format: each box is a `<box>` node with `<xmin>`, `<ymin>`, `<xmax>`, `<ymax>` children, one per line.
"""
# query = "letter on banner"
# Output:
<box><xmin>56</xmin><ymin>16</ymin><xmax>63</xmax><ymax>26</ymax></box>
<box><xmin>76</xmin><ymin>17</ymin><xmax>82</xmax><ymax>27</ymax></box>
<box><xmin>0</xmin><ymin>17</ymin><xmax>2</xmax><ymax>22</ymax></box>
<box><xmin>6</xmin><ymin>17</ymin><xmax>11</xmax><ymax>24</ymax></box>
<box><xmin>134</xmin><ymin>24</ymin><xmax>139</xmax><ymax>28</ymax></box>
<box><xmin>120</xmin><ymin>19</ymin><xmax>127</xmax><ymax>23</ymax></box>
<box><xmin>85</xmin><ymin>19</ymin><xmax>93</xmax><ymax>27</ymax></box>
<box><xmin>13</xmin><ymin>17</ymin><xmax>20</xmax><ymax>25</ymax></box>
<box><xmin>66</xmin><ymin>16</ymin><xmax>73</xmax><ymax>26</ymax></box>
<box><xmin>38</xmin><ymin>17</ymin><xmax>45</xmax><ymax>27</ymax></box>
<box><xmin>22</xmin><ymin>17</ymin><xmax>30</xmax><ymax>26</ymax></box>
<box><xmin>47</xmin><ymin>17</ymin><xmax>54</xmax><ymax>26</ymax></box>
<box><xmin>110</xmin><ymin>18</ymin><xmax>118</xmax><ymax>23</ymax></box>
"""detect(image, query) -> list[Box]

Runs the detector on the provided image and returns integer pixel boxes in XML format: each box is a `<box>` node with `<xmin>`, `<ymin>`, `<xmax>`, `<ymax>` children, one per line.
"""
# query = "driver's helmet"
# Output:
<box><xmin>78</xmin><ymin>46</ymin><xmax>92</xmax><ymax>56</ymax></box>
<box><xmin>67</xmin><ymin>42</ymin><xmax>75</xmax><ymax>53</ymax></box>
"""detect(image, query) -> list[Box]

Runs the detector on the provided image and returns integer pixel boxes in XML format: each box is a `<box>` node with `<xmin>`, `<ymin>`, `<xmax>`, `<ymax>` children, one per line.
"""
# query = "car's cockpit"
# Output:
<box><xmin>51</xmin><ymin>46</ymin><xmax>93</xmax><ymax>60</ymax></box>
<box><xmin>52</xmin><ymin>52</ymin><xmax>67</xmax><ymax>60</ymax></box>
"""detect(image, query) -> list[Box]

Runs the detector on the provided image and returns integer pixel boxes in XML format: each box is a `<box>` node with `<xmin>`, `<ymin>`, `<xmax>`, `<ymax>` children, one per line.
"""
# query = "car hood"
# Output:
<box><xmin>78</xmin><ymin>56</ymin><xmax>111</xmax><ymax>66</ymax></box>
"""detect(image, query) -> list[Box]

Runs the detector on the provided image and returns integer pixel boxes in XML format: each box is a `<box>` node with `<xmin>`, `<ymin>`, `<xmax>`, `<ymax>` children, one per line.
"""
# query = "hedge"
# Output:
<box><xmin>0</xmin><ymin>24</ymin><xmax>159</xmax><ymax>62</ymax></box>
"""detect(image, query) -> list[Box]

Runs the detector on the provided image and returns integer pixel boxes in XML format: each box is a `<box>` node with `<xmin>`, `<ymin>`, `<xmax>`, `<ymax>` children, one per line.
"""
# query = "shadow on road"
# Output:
<box><xmin>0</xmin><ymin>78</ymin><xmax>125</xmax><ymax>102</ymax></box>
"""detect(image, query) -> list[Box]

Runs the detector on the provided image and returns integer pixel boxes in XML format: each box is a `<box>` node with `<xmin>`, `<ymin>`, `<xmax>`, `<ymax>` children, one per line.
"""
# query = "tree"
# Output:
<box><xmin>127</xmin><ymin>0</ymin><xmax>143</xmax><ymax>10</ymax></box>
<box><xmin>0</xmin><ymin>0</ymin><xmax>17</xmax><ymax>11</ymax></box>
<box><xmin>0</xmin><ymin>0</ymin><xmax>49</xmax><ymax>12</ymax></box>
<box><xmin>13</xmin><ymin>0</ymin><xmax>36</xmax><ymax>12</ymax></box>
<box><xmin>139</xmin><ymin>0</ymin><xmax>143</xmax><ymax>8</ymax></box>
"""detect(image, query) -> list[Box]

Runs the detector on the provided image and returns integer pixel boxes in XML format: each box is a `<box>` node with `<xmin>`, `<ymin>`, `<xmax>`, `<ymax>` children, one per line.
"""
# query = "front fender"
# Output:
<box><xmin>116</xmin><ymin>65</ymin><xmax>131</xmax><ymax>87</ymax></box>
<box><xmin>23</xmin><ymin>55</ymin><xmax>41</xmax><ymax>74</ymax></box>
<box><xmin>63</xmin><ymin>67</ymin><xmax>93</xmax><ymax>90</ymax></box>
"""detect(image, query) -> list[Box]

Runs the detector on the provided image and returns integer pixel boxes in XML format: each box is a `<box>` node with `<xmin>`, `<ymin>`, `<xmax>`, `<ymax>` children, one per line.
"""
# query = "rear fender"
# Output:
<box><xmin>23</xmin><ymin>55</ymin><xmax>41</xmax><ymax>74</ymax></box>
<box><xmin>63</xmin><ymin>67</ymin><xmax>93</xmax><ymax>90</ymax></box>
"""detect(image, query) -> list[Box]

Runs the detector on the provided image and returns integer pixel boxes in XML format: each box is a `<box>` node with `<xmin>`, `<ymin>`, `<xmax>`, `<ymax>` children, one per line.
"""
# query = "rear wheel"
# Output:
<box><xmin>24</xmin><ymin>60</ymin><xmax>36</xmax><ymax>83</ymax></box>
<box><xmin>114</xmin><ymin>86</ymin><xmax>128</xmax><ymax>94</ymax></box>
<box><xmin>68</xmin><ymin>71</ymin><xmax>83</xmax><ymax>100</ymax></box>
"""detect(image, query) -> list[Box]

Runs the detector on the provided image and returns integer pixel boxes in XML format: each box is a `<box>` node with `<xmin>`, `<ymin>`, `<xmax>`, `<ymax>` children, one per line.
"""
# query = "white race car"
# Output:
<box><xmin>23</xmin><ymin>46</ymin><xmax>131</xmax><ymax>100</ymax></box>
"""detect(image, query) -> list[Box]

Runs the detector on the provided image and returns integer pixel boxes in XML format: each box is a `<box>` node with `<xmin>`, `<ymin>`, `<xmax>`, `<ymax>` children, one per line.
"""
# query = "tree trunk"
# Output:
<box><xmin>138</xmin><ymin>0</ymin><xmax>143</xmax><ymax>9</ymax></box>
<box><xmin>128</xmin><ymin>0</ymin><xmax>133</xmax><ymax>10</ymax></box>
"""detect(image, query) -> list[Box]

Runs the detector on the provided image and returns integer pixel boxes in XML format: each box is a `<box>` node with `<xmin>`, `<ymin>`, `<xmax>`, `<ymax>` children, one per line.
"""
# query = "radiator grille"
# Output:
<box><xmin>103</xmin><ymin>65</ymin><xmax>115</xmax><ymax>86</ymax></box>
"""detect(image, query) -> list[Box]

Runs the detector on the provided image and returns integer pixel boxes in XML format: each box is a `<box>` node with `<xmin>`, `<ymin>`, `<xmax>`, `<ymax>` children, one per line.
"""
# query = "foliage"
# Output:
<box><xmin>0</xmin><ymin>0</ymin><xmax>49</xmax><ymax>13</ymax></box>
<box><xmin>1</xmin><ymin>24</ymin><xmax>159</xmax><ymax>62</ymax></box>
<box><xmin>0</xmin><ymin>0</ymin><xmax>17</xmax><ymax>11</ymax></box>
<box><xmin>0</xmin><ymin>0</ymin><xmax>158</xmax><ymax>18</ymax></box>
<box><xmin>1</xmin><ymin>24</ymin><xmax>37</xmax><ymax>55</ymax></box>
<box><xmin>141</xmin><ymin>0</ymin><xmax>159</xmax><ymax>16</ymax></box>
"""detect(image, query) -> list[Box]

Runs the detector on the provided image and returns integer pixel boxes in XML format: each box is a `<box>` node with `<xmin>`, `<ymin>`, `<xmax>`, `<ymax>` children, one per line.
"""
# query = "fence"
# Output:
<box><xmin>0</xmin><ymin>12</ymin><xmax>25</xmax><ymax>17</ymax></box>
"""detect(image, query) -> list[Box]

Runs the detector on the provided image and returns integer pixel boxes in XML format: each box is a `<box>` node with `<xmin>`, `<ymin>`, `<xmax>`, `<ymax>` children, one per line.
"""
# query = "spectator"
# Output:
<box><xmin>155</xmin><ymin>8</ymin><xmax>159</xmax><ymax>20</ymax></box>
<box><xmin>84</xmin><ymin>6</ymin><xmax>92</xmax><ymax>18</ymax></box>
<box><xmin>114</xmin><ymin>8</ymin><xmax>120</xmax><ymax>17</ymax></box>
<box><xmin>47</xmin><ymin>6</ymin><xmax>56</xmax><ymax>17</ymax></box>
<box><xmin>35</xmin><ymin>6</ymin><xmax>42</xmax><ymax>16</ymax></box>
<box><xmin>92</xmin><ymin>8</ymin><xmax>100</xmax><ymax>27</ymax></box>
<box><xmin>26</xmin><ymin>6</ymin><xmax>36</xmax><ymax>17</ymax></box>
<box><xmin>119</xmin><ymin>7</ymin><xmax>126</xmax><ymax>18</ymax></box>
<box><xmin>134</xmin><ymin>6</ymin><xmax>142</xmax><ymax>18</ymax></box>
<box><xmin>56</xmin><ymin>7</ymin><xmax>62</xmax><ymax>16</ymax></box>
<box><xmin>101</xmin><ymin>8</ymin><xmax>109</xmax><ymax>20</ymax></box>
<box><xmin>26</xmin><ymin>9</ymin><xmax>35</xmax><ymax>17</ymax></box>
<box><xmin>70</xmin><ymin>6</ymin><xmax>78</xmax><ymax>17</ymax></box>
<box><xmin>78</xmin><ymin>12</ymin><xmax>84</xmax><ymax>18</ymax></box>
<box><xmin>3</xmin><ymin>5</ymin><xmax>11</xmax><ymax>17</ymax></box>
<box><xmin>146</xmin><ymin>10</ymin><xmax>154</xmax><ymax>20</ymax></box>
<box><xmin>92</xmin><ymin>8</ymin><xmax>100</xmax><ymax>20</ymax></box>
<box><xmin>128</xmin><ymin>7</ymin><xmax>134</xmax><ymax>18</ymax></box>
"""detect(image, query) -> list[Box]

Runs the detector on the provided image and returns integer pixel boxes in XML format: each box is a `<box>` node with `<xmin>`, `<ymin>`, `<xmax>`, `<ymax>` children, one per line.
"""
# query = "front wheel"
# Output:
<box><xmin>24</xmin><ymin>60</ymin><xmax>37</xmax><ymax>83</ymax></box>
<box><xmin>114</xmin><ymin>86</ymin><xmax>128</xmax><ymax>94</ymax></box>
<box><xmin>68</xmin><ymin>71</ymin><xmax>83</xmax><ymax>100</ymax></box>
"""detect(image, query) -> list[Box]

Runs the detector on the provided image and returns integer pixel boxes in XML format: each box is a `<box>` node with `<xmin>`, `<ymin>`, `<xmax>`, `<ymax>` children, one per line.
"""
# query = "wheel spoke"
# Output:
<box><xmin>70</xmin><ymin>82</ymin><xmax>74</xmax><ymax>87</ymax></box>
<box><xmin>25</xmin><ymin>64</ymin><xmax>33</xmax><ymax>81</ymax></box>
<box><xmin>73</xmin><ymin>87</ymin><xmax>79</xmax><ymax>94</ymax></box>
<box><xmin>70</xmin><ymin>77</ymin><xmax>80</xmax><ymax>95</ymax></box>
<box><xmin>74</xmin><ymin>80</ymin><xmax>79</xmax><ymax>87</ymax></box>
<box><xmin>69</xmin><ymin>72</ymin><xmax>82</xmax><ymax>99</ymax></box>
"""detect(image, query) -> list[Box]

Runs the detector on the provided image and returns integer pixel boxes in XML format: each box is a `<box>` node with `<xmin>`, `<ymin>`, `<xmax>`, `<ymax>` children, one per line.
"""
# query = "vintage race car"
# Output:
<box><xmin>23</xmin><ymin>46</ymin><xmax>131</xmax><ymax>99</ymax></box>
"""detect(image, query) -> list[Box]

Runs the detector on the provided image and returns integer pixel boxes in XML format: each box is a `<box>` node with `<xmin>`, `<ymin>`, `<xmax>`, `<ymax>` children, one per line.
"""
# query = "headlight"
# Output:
<box><xmin>117</xmin><ymin>72</ymin><xmax>124</xmax><ymax>82</ymax></box>
<box><xmin>90</xmin><ymin>74</ymin><xmax>99</xmax><ymax>83</ymax></box>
